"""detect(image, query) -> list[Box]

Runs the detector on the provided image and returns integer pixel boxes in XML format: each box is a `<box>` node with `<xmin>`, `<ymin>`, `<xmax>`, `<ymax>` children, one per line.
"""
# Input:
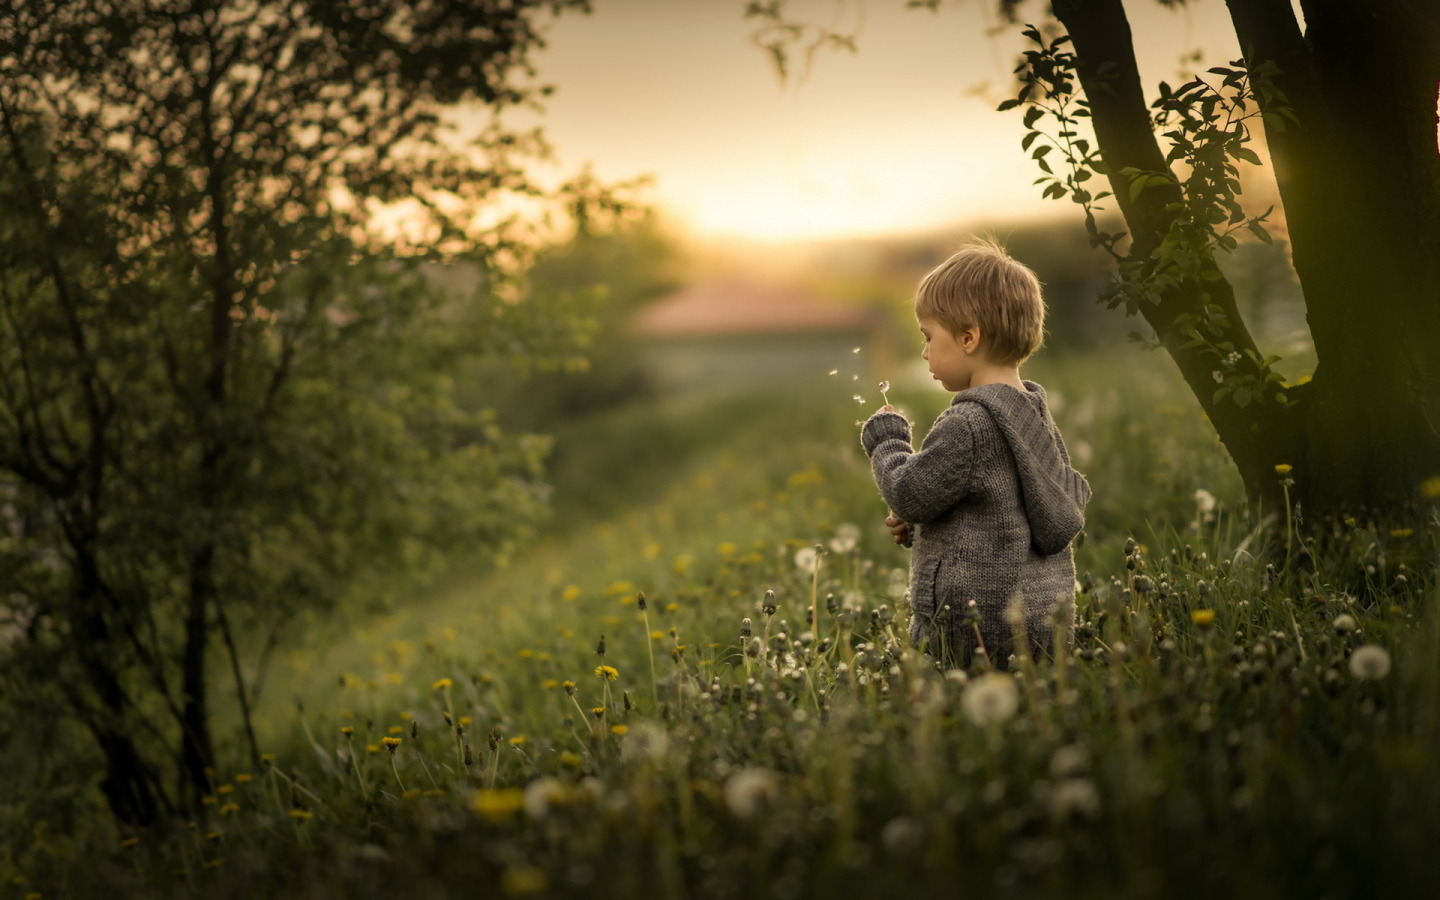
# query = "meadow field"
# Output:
<box><xmin>5</xmin><ymin>349</ymin><xmax>1437</xmax><ymax>899</ymax></box>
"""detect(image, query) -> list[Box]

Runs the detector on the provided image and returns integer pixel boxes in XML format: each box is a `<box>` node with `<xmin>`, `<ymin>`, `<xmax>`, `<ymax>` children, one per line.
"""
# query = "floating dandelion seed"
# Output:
<box><xmin>852</xmin><ymin>346</ymin><xmax>861</xmax><ymax>354</ymax></box>
<box><xmin>828</xmin><ymin>369</ymin><xmax>838</xmax><ymax>376</ymax></box>
<box><xmin>851</xmin><ymin>374</ymin><xmax>859</xmax><ymax>382</ymax></box>
<box><xmin>853</xmin><ymin>394</ymin><xmax>865</xmax><ymax>404</ymax></box>
<box><xmin>878</xmin><ymin>380</ymin><xmax>891</xmax><ymax>405</ymax></box>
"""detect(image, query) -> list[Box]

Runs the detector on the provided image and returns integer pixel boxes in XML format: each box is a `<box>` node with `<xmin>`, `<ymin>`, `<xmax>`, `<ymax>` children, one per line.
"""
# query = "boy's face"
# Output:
<box><xmin>917</xmin><ymin>313</ymin><xmax>980</xmax><ymax>392</ymax></box>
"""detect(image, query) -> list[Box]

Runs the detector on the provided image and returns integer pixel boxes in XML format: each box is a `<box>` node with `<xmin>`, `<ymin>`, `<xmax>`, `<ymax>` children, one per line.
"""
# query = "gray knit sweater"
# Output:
<box><xmin>861</xmin><ymin>381</ymin><xmax>1091</xmax><ymax>667</ymax></box>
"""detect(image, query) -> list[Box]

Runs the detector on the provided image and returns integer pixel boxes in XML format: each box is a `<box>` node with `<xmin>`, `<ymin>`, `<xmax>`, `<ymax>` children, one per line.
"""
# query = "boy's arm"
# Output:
<box><xmin>861</xmin><ymin>408</ymin><xmax>977</xmax><ymax>525</ymax></box>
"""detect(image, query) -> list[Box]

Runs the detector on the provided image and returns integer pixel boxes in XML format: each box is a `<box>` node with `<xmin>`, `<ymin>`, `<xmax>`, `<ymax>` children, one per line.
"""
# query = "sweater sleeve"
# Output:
<box><xmin>864</xmin><ymin>407</ymin><xmax>978</xmax><ymax>525</ymax></box>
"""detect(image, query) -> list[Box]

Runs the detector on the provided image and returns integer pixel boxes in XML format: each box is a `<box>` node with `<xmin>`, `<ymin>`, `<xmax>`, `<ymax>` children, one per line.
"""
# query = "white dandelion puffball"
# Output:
<box><xmin>829</xmin><ymin>523</ymin><xmax>861</xmax><ymax>554</ymax></box>
<box><xmin>1193</xmin><ymin>488</ymin><xmax>1217</xmax><ymax>515</ymax></box>
<box><xmin>794</xmin><ymin>546</ymin><xmax>819</xmax><ymax>573</ymax></box>
<box><xmin>1348</xmin><ymin>644</ymin><xmax>1392</xmax><ymax>680</ymax></box>
<box><xmin>523</xmin><ymin>777</ymin><xmax>571</xmax><ymax>819</ymax></box>
<box><xmin>878</xmin><ymin>380</ymin><xmax>891</xmax><ymax>393</ymax></box>
<box><xmin>723</xmin><ymin>767</ymin><xmax>777</xmax><ymax>819</ymax></box>
<box><xmin>961</xmin><ymin>673</ymin><xmax>1020</xmax><ymax>727</ymax></box>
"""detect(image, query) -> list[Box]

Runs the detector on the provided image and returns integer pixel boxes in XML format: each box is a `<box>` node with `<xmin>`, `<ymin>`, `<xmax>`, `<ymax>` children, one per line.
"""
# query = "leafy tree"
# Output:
<box><xmin>0</xmin><ymin>0</ymin><xmax>601</xmax><ymax>825</ymax></box>
<box><xmin>747</xmin><ymin>0</ymin><xmax>1440</xmax><ymax>520</ymax></box>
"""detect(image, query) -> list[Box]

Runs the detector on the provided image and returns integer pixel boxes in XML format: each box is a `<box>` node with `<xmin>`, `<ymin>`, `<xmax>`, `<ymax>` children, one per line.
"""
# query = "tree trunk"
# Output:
<box><xmin>1053</xmin><ymin>0</ymin><xmax>1440</xmax><ymax>520</ymax></box>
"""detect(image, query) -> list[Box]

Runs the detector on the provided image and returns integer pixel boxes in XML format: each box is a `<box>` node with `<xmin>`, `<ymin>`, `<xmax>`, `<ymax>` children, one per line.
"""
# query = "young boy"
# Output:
<box><xmin>860</xmin><ymin>239</ymin><xmax>1091</xmax><ymax>668</ymax></box>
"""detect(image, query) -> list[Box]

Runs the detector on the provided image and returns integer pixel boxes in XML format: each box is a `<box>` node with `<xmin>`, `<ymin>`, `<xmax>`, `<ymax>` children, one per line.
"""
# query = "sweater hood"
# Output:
<box><xmin>955</xmin><ymin>381</ymin><xmax>1092</xmax><ymax>555</ymax></box>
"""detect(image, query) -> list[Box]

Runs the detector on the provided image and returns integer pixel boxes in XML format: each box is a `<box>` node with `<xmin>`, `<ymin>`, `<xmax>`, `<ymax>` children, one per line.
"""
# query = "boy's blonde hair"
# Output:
<box><xmin>915</xmin><ymin>238</ymin><xmax>1045</xmax><ymax>365</ymax></box>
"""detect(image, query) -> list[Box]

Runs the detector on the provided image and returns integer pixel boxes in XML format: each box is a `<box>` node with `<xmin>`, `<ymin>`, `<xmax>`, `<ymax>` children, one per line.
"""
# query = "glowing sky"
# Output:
<box><xmin>520</xmin><ymin>0</ymin><xmax>1246</xmax><ymax>242</ymax></box>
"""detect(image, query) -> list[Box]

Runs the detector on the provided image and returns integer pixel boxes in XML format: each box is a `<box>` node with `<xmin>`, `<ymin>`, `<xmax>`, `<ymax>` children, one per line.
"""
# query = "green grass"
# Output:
<box><xmin>7</xmin><ymin>347</ymin><xmax>1437</xmax><ymax>899</ymax></box>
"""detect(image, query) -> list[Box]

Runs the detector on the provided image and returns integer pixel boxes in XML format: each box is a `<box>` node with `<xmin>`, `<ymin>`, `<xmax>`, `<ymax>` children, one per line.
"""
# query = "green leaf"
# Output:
<box><xmin>1247</xmin><ymin>221</ymin><xmax>1273</xmax><ymax>244</ymax></box>
<box><xmin>1021</xmin><ymin>131</ymin><xmax>1040</xmax><ymax>151</ymax></box>
<box><xmin>997</xmin><ymin>98</ymin><xmax>1022</xmax><ymax>112</ymax></box>
<box><xmin>1233</xmin><ymin>387</ymin><xmax>1252</xmax><ymax>408</ymax></box>
<box><xmin>1023</xmin><ymin>106</ymin><xmax>1044</xmax><ymax>128</ymax></box>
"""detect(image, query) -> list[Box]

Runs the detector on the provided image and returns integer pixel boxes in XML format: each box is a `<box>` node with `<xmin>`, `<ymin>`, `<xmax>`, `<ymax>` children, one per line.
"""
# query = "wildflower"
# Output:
<box><xmin>469</xmin><ymin>787</ymin><xmax>525</xmax><ymax>823</ymax></box>
<box><xmin>340</xmin><ymin>726</ymin><xmax>354</xmax><ymax>739</ymax></box>
<box><xmin>1274</xmin><ymin>464</ymin><xmax>1293</xmax><ymax>476</ymax></box>
<box><xmin>1348</xmin><ymin>645</ymin><xmax>1392</xmax><ymax>680</ymax></box>
<box><xmin>1049</xmin><ymin>778</ymin><xmax>1102</xmax><ymax>821</ymax></box>
<box><xmin>561</xmin><ymin>585</ymin><xmax>582</xmax><ymax>603</ymax></box>
<box><xmin>1390</xmin><ymin>528</ymin><xmax>1414</xmax><ymax>538</ymax></box>
<box><xmin>381</xmin><ymin>736</ymin><xmax>402</xmax><ymax>753</ymax></box>
<box><xmin>121</xmin><ymin>837</ymin><xmax>140</xmax><ymax>848</ymax></box>
<box><xmin>961</xmin><ymin>673</ymin><xmax>1020</xmax><ymax>727</ymax></box>
<box><xmin>563</xmin><ymin>680</ymin><xmax>577</xmax><ymax>696</ymax></box>
<box><xmin>500</xmin><ymin>868</ymin><xmax>549</xmax><ymax>895</ymax></box>
<box><xmin>1193</xmin><ymin>489</ymin><xmax>1217</xmax><ymax>515</ymax></box>
<box><xmin>219</xmin><ymin>803</ymin><xmax>240</xmax><ymax>816</ymax></box>
<box><xmin>235</xmin><ymin>773</ymin><xmax>254</xmax><ymax>784</ymax></box>
<box><xmin>794</xmin><ymin>546</ymin><xmax>818</xmax><ymax>573</ymax></box>
<box><xmin>1333</xmin><ymin>613</ymin><xmax>1358</xmax><ymax>633</ymax></box>
<box><xmin>723</xmin><ymin>767</ymin><xmax>778</xmax><ymax>818</ymax></box>
<box><xmin>259</xmin><ymin>754</ymin><xmax>276</xmax><ymax>768</ymax></box>
<box><xmin>637</xmin><ymin>590</ymin><xmax>648</xmax><ymax>610</ymax></box>
<box><xmin>829</xmin><ymin>523</ymin><xmax>861</xmax><ymax>554</ymax></box>
<box><xmin>591</xmin><ymin>706</ymin><xmax>606</xmax><ymax>719</ymax></box>
<box><xmin>560</xmin><ymin>751</ymin><xmax>583</xmax><ymax>768</ymax></box>
<box><xmin>1191</xmin><ymin>609</ymin><xmax>1216</xmax><ymax>627</ymax></box>
<box><xmin>1422</xmin><ymin>476</ymin><xmax>1440</xmax><ymax>500</ymax></box>
<box><xmin>387</xmin><ymin>725</ymin><xmax>403</xmax><ymax>736</ymax></box>
<box><xmin>509</xmin><ymin>736</ymin><xmax>526</xmax><ymax>746</ymax></box>
<box><xmin>431</xmin><ymin>678</ymin><xmax>452</xmax><ymax>691</ymax></box>
<box><xmin>523</xmin><ymin>777</ymin><xmax>573</xmax><ymax>819</ymax></box>
<box><xmin>594</xmin><ymin>665</ymin><xmax>619</xmax><ymax>681</ymax></box>
<box><xmin>288</xmin><ymin>808</ymin><xmax>312</xmax><ymax>821</ymax></box>
<box><xmin>610</xmin><ymin>724</ymin><xmax>629</xmax><ymax>736</ymax></box>
<box><xmin>762</xmin><ymin>589</ymin><xmax>778</xmax><ymax>616</ymax></box>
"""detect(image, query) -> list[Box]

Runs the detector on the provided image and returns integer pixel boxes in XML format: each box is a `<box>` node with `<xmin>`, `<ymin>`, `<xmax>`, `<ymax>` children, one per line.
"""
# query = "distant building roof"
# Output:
<box><xmin>632</xmin><ymin>281</ymin><xmax>879</xmax><ymax>338</ymax></box>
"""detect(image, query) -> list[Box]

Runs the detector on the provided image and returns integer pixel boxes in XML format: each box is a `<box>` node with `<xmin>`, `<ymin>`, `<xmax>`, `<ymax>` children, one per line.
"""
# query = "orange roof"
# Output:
<box><xmin>632</xmin><ymin>282</ymin><xmax>878</xmax><ymax>337</ymax></box>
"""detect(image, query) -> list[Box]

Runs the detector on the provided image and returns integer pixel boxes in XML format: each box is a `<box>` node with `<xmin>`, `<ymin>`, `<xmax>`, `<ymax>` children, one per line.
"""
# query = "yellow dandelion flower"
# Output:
<box><xmin>509</xmin><ymin>736</ymin><xmax>526</xmax><ymax>746</ymax></box>
<box><xmin>1391</xmin><ymin>528</ymin><xmax>1414</xmax><ymax>538</ymax></box>
<box><xmin>400</xmin><ymin>711</ymin><xmax>413</xmax><ymax>720</ymax></box>
<box><xmin>537</xmin><ymin>651</ymin><xmax>551</xmax><ymax>661</ymax></box>
<box><xmin>651</xmin><ymin>630</ymin><xmax>664</xmax><ymax>640</ymax></box>
<box><xmin>121</xmin><ymin>837</ymin><xmax>140</xmax><ymax>848</ymax></box>
<box><xmin>340</xmin><ymin>726</ymin><xmax>354</xmax><ymax>738</ymax></box>
<box><xmin>219</xmin><ymin>803</ymin><xmax>240</xmax><ymax>816</ymax></box>
<box><xmin>205</xmin><ymin>831</ymin><xmax>222</xmax><ymax>841</ymax></box>
<box><xmin>666</xmin><ymin>603</ymin><xmax>678</xmax><ymax>612</ymax></box>
<box><xmin>1274</xmin><ymin>464</ymin><xmax>1293</xmax><ymax>475</ymax></box>
<box><xmin>594</xmin><ymin>665</ymin><xmax>619</xmax><ymax>681</ymax></box>
<box><xmin>235</xmin><ymin>773</ymin><xmax>254</xmax><ymax>784</ymax></box>
<box><xmin>542</xmin><ymin>679</ymin><xmax>558</xmax><ymax>690</ymax></box>
<box><xmin>459</xmin><ymin>716</ymin><xmax>472</xmax><ymax>725</ymax></box>
<box><xmin>610</xmin><ymin>724</ymin><xmax>629</xmax><ymax>736</ymax></box>
<box><xmin>388</xmin><ymin>725</ymin><xmax>403</xmax><ymax>736</ymax></box>
<box><xmin>259</xmin><ymin>754</ymin><xmax>276</xmax><ymax>766</ymax></box>
<box><xmin>718</xmin><ymin>542</ymin><xmax>738</xmax><ymax>556</ymax></box>
<box><xmin>381</xmin><ymin>736</ymin><xmax>402</xmax><ymax>752</ymax></box>
<box><xmin>200</xmin><ymin>859</ymin><xmax>224</xmax><ymax>870</ymax></box>
<box><xmin>431</xmin><ymin>677</ymin><xmax>453</xmax><ymax>691</ymax></box>
<box><xmin>469</xmin><ymin>787</ymin><xmax>525</xmax><ymax>823</ymax></box>
<box><xmin>402</xmin><ymin>789</ymin><xmax>422</xmax><ymax>801</ymax></box>
<box><xmin>672</xmin><ymin>555</ymin><xmax>693</xmax><ymax>577</ymax></box>
<box><xmin>385</xmin><ymin>672</ymin><xmax>404</xmax><ymax>685</ymax></box>
<box><xmin>563</xmin><ymin>680</ymin><xmax>577</xmax><ymax>695</ymax></box>
<box><xmin>367</xmin><ymin>744</ymin><xmax>380</xmax><ymax>754</ymax></box>
<box><xmin>288</xmin><ymin>809</ymin><xmax>312</xmax><ymax>821</ymax></box>
<box><xmin>560</xmin><ymin>751</ymin><xmax>583</xmax><ymax>767</ymax></box>
<box><xmin>1421</xmin><ymin>475</ymin><xmax>1440</xmax><ymax>500</ymax></box>
<box><xmin>201</xmin><ymin>795</ymin><xmax>217</xmax><ymax>806</ymax></box>
<box><xmin>591</xmin><ymin>706</ymin><xmax>606</xmax><ymax>718</ymax></box>
<box><xmin>561</xmin><ymin>585</ymin><xmax>582</xmax><ymax>603</ymax></box>
<box><xmin>643</xmin><ymin>541</ymin><xmax>662</xmax><ymax>560</ymax></box>
<box><xmin>1191</xmin><ymin>609</ymin><xmax>1216</xmax><ymax>627</ymax></box>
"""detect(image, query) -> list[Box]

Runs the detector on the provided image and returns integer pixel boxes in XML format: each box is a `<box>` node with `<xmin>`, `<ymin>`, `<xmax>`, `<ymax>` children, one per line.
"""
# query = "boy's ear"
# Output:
<box><xmin>960</xmin><ymin>324</ymin><xmax>981</xmax><ymax>354</ymax></box>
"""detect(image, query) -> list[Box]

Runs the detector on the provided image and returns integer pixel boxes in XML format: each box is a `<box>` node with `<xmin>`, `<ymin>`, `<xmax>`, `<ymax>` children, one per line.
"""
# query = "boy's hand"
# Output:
<box><xmin>880</xmin><ymin>404</ymin><xmax>895</xmax><ymax>413</ymax></box>
<box><xmin>884</xmin><ymin>513</ymin><xmax>912</xmax><ymax>547</ymax></box>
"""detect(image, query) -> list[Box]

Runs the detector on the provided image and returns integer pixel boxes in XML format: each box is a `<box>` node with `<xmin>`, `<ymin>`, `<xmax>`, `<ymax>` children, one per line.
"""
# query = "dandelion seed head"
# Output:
<box><xmin>878</xmin><ymin>380</ymin><xmax>891</xmax><ymax>393</ymax></box>
<box><xmin>961</xmin><ymin>673</ymin><xmax>1020</xmax><ymax>727</ymax></box>
<box><xmin>723</xmin><ymin>767</ymin><xmax>777</xmax><ymax>819</ymax></box>
<box><xmin>1348</xmin><ymin>644</ymin><xmax>1391</xmax><ymax>680</ymax></box>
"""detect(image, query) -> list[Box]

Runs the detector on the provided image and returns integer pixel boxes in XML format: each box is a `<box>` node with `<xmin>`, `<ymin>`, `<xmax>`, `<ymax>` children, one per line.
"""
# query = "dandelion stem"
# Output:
<box><xmin>642</xmin><ymin>606</ymin><xmax>659</xmax><ymax>708</ymax></box>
